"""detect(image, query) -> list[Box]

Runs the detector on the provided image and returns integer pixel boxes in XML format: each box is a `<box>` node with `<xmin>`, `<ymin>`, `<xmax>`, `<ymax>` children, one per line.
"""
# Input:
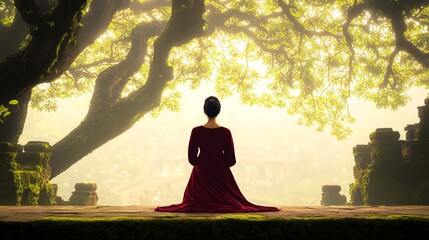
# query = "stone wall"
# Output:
<box><xmin>0</xmin><ymin>141</ymin><xmax>56</xmax><ymax>205</ymax></box>
<box><xmin>349</xmin><ymin>99</ymin><xmax>429</xmax><ymax>205</ymax></box>
<box><xmin>0</xmin><ymin>141</ymin><xmax>99</xmax><ymax>206</ymax></box>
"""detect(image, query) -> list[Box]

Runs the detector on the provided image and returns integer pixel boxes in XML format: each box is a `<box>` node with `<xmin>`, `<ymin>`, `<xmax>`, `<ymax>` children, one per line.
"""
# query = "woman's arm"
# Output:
<box><xmin>224</xmin><ymin>129</ymin><xmax>236</xmax><ymax>167</ymax></box>
<box><xmin>188</xmin><ymin>128</ymin><xmax>199</xmax><ymax>165</ymax></box>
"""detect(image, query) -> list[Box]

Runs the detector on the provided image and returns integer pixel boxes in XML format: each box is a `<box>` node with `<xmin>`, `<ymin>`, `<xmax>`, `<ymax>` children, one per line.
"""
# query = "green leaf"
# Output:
<box><xmin>9</xmin><ymin>99</ymin><xmax>18</xmax><ymax>105</ymax></box>
<box><xmin>0</xmin><ymin>104</ymin><xmax>7</xmax><ymax>114</ymax></box>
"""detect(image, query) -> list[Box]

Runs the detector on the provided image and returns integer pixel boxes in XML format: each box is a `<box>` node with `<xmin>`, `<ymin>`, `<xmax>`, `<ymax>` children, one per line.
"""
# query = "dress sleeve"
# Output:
<box><xmin>224</xmin><ymin>129</ymin><xmax>236</xmax><ymax>167</ymax></box>
<box><xmin>188</xmin><ymin>128</ymin><xmax>199</xmax><ymax>166</ymax></box>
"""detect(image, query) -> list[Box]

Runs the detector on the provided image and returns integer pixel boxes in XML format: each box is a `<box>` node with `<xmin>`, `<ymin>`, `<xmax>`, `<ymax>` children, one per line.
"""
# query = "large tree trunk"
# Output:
<box><xmin>0</xmin><ymin>0</ymin><xmax>87</xmax><ymax>103</ymax></box>
<box><xmin>0</xmin><ymin>10</ymin><xmax>28</xmax><ymax>61</ymax></box>
<box><xmin>50</xmin><ymin>0</ymin><xmax>206</xmax><ymax>179</ymax></box>
<box><xmin>0</xmin><ymin>91</ymin><xmax>31</xmax><ymax>143</ymax></box>
<box><xmin>0</xmin><ymin>0</ymin><xmax>129</xmax><ymax>143</ymax></box>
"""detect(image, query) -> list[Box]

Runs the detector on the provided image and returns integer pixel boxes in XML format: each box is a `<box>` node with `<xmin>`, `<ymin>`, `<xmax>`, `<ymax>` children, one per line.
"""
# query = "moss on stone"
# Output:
<box><xmin>0</xmin><ymin>141</ymin><xmax>56</xmax><ymax>206</ymax></box>
<box><xmin>23</xmin><ymin>141</ymin><xmax>52</xmax><ymax>152</ymax></box>
<box><xmin>0</xmin><ymin>153</ymin><xmax>17</xmax><ymax>171</ymax></box>
<box><xmin>1</xmin><ymin>216</ymin><xmax>428</xmax><ymax>240</ymax></box>
<box><xmin>351</xmin><ymin>131</ymin><xmax>429</xmax><ymax>205</ymax></box>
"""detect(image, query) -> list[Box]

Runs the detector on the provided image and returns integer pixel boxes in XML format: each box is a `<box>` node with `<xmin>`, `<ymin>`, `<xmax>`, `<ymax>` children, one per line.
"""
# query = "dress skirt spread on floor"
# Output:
<box><xmin>155</xmin><ymin>126</ymin><xmax>280</xmax><ymax>213</ymax></box>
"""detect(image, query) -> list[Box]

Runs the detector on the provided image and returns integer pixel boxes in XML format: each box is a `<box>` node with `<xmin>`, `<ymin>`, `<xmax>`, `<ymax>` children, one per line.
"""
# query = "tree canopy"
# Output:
<box><xmin>1</xmin><ymin>0</ymin><xmax>429</xmax><ymax>178</ymax></box>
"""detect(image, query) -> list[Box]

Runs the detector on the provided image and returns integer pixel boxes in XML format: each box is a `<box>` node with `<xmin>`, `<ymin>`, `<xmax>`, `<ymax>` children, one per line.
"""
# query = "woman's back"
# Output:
<box><xmin>188</xmin><ymin>126</ymin><xmax>236</xmax><ymax>168</ymax></box>
<box><xmin>154</xmin><ymin>96</ymin><xmax>280</xmax><ymax>213</ymax></box>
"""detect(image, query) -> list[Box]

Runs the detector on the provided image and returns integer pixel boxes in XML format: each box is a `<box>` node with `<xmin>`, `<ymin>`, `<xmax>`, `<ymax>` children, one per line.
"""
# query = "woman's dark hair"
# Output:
<box><xmin>204</xmin><ymin>96</ymin><xmax>221</xmax><ymax>118</ymax></box>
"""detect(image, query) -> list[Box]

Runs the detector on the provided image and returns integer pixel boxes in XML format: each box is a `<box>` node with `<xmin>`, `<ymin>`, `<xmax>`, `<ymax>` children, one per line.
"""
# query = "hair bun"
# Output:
<box><xmin>204</xmin><ymin>96</ymin><xmax>221</xmax><ymax>117</ymax></box>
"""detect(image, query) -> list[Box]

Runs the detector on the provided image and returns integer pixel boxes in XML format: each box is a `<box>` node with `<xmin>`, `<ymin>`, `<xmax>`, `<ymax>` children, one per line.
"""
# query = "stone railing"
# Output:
<box><xmin>0</xmin><ymin>141</ymin><xmax>98</xmax><ymax>206</ymax></box>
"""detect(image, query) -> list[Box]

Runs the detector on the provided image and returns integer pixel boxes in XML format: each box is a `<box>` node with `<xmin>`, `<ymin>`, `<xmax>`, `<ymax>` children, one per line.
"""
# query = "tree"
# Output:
<box><xmin>1</xmin><ymin>0</ymin><xmax>429</xmax><ymax>179</ymax></box>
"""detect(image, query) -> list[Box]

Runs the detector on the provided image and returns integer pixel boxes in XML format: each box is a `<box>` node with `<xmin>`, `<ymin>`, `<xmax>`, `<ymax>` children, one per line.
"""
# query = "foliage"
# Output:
<box><xmin>3</xmin><ymin>0</ymin><xmax>429</xmax><ymax>140</ymax></box>
<box><xmin>0</xmin><ymin>100</ymin><xmax>19</xmax><ymax>123</ymax></box>
<box><xmin>0</xmin><ymin>0</ymin><xmax>15</xmax><ymax>26</ymax></box>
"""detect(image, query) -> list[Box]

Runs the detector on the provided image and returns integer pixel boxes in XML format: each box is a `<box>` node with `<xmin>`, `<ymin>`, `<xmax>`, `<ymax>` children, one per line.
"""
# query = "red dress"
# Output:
<box><xmin>155</xmin><ymin>126</ymin><xmax>280</xmax><ymax>213</ymax></box>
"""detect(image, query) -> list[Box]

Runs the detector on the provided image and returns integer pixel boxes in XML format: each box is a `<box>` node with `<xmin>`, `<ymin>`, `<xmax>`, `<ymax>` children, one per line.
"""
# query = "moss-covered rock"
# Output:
<box><xmin>75</xmin><ymin>183</ymin><xmax>97</xmax><ymax>192</ymax></box>
<box><xmin>69</xmin><ymin>191</ymin><xmax>98</xmax><ymax>206</ymax></box>
<box><xmin>38</xmin><ymin>183</ymin><xmax>58</xmax><ymax>205</ymax></box>
<box><xmin>0</xmin><ymin>141</ymin><xmax>56</xmax><ymax>206</ymax></box>
<box><xmin>350</xmin><ymin>124</ymin><xmax>429</xmax><ymax>205</ymax></box>
<box><xmin>23</xmin><ymin>141</ymin><xmax>51</xmax><ymax>153</ymax></box>
<box><xmin>369</xmin><ymin>128</ymin><xmax>400</xmax><ymax>143</ymax></box>
<box><xmin>0</xmin><ymin>152</ymin><xmax>17</xmax><ymax>171</ymax></box>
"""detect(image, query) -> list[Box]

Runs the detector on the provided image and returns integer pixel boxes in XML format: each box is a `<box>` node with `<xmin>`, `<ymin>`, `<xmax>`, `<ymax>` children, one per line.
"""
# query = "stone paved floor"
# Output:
<box><xmin>1</xmin><ymin>205</ymin><xmax>429</xmax><ymax>222</ymax></box>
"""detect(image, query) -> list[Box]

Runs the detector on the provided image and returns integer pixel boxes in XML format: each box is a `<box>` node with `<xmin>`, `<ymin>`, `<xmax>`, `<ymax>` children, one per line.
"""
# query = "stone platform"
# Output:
<box><xmin>1</xmin><ymin>205</ymin><xmax>429</xmax><ymax>221</ymax></box>
<box><xmin>1</xmin><ymin>205</ymin><xmax>429</xmax><ymax>240</ymax></box>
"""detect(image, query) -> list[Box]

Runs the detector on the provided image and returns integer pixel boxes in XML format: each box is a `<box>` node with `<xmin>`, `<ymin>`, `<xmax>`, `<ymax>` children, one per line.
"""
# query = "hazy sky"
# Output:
<box><xmin>20</xmin><ymin>83</ymin><xmax>428</xmax><ymax>207</ymax></box>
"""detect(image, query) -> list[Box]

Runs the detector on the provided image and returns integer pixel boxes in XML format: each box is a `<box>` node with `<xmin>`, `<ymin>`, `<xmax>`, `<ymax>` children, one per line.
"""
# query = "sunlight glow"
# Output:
<box><xmin>16</xmin><ymin>0</ymin><xmax>429</xmax><ymax>207</ymax></box>
<box><xmin>330</xmin><ymin>8</ymin><xmax>342</xmax><ymax>20</ymax></box>
<box><xmin>96</xmin><ymin>29</ymin><xmax>116</xmax><ymax>43</ymax></box>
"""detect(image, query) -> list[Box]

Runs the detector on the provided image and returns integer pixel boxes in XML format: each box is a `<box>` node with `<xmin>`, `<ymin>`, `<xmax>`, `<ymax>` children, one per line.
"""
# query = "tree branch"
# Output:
<box><xmin>85</xmin><ymin>22</ymin><xmax>165</xmax><ymax>119</ymax></box>
<box><xmin>390</xmin><ymin>12</ymin><xmax>429</xmax><ymax>68</ymax></box>
<box><xmin>277</xmin><ymin>0</ymin><xmax>339</xmax><ymax>39</ymax></box>
<box><xmin>50</xmin><ymin>0</ymin><xmax>206</xmax><ymax>179</ymax></box>
<box><xmin>381</xmin><ymin>48</ymin><xmax>400</xmax><ymax>88</ymax></box>
<box><xmin>342</xmin><ymin>3</ymin><xmax>370</xmax><ymax>83</ymax></box>
<box><xmin>78</xmin><ymin>0</ymin><xmax>130</xmax><ymax>51</ymax></box>
<box><xmin>40</xmin><ymin>0</ymin><xmax>131</xmax><ymax>85</ymax></box>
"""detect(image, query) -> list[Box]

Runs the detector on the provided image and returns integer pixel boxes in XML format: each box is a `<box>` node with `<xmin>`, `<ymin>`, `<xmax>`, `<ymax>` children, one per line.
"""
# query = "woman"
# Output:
<box><xmin>155</xmin><ymin>96</ymin><xmax>280</xmax><ymax>213</ymax></box>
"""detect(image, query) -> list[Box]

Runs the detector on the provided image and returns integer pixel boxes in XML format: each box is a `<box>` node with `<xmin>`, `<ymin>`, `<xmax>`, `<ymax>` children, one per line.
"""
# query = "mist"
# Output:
<box><xmin>20</xmin><ymin>83</ymin><xmax>428</xmax><ymax>206</ymax></box>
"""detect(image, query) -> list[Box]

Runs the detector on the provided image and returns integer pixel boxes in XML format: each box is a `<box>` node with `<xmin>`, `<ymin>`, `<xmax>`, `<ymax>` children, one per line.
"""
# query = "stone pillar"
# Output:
<box><xmin>404</xmin><ymin>124</ymin><xmax>418</xmax><ymax>140</ymax></box>
<box><xmin>352</xmin><ymin>144</ymin><xmax>371</xmax><ymax>180</ymax></box>
<box><xmin>69</xmin><ymin>183</ymin><xmax>98</xmax><ymax>206</ymax></box>
<box><xmin>0</xmin><ymin>142</ymin><xmax>21</xmax><ymax>205</ymax></box>
<box><xmin>415</xmin><ymin>98</ymin><xmax>429</xmax><ymax>140</ymax></box>
<box><xmin>368</xmin><ymin>128</ymin><xmax>402</xmax><ymax>165</ymax></box>
<box><xmin>367</xmin><ymin>128</ymin><xmax>405</xmax><ymax>205</ymax></box>
<box><xmin>349</xmin><ymin>144</ymin><xmax>371</xmax><ymax>205</ymax></box>
<box><xmin>18</xmin><ymin>141</ymin><xmax>52</xmax><ymax>179</ymax></box>
<box><xmin>17</xmin><ymin>141</ymin><xmax>55</xmax><ymax>205</ymax></box>
<box><xmin>321</xmin><ymin>185</ymin><xmax>347</xmax><ymax>206</ymax></box>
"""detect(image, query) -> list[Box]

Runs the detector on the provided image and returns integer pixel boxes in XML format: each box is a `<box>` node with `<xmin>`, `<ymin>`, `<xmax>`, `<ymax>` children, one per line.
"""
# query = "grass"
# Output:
<box><xmin>1</xmin><ymin>215</ymin><xmax>429</xmax><ymax>240</ymax></box>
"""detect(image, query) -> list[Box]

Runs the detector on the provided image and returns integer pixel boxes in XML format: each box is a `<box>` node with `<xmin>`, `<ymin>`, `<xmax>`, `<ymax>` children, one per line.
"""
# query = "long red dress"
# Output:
<box><xmin>155</xmin><ymin>126</ymin><xmax>280</xmax><ymax>213</ymax></box>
